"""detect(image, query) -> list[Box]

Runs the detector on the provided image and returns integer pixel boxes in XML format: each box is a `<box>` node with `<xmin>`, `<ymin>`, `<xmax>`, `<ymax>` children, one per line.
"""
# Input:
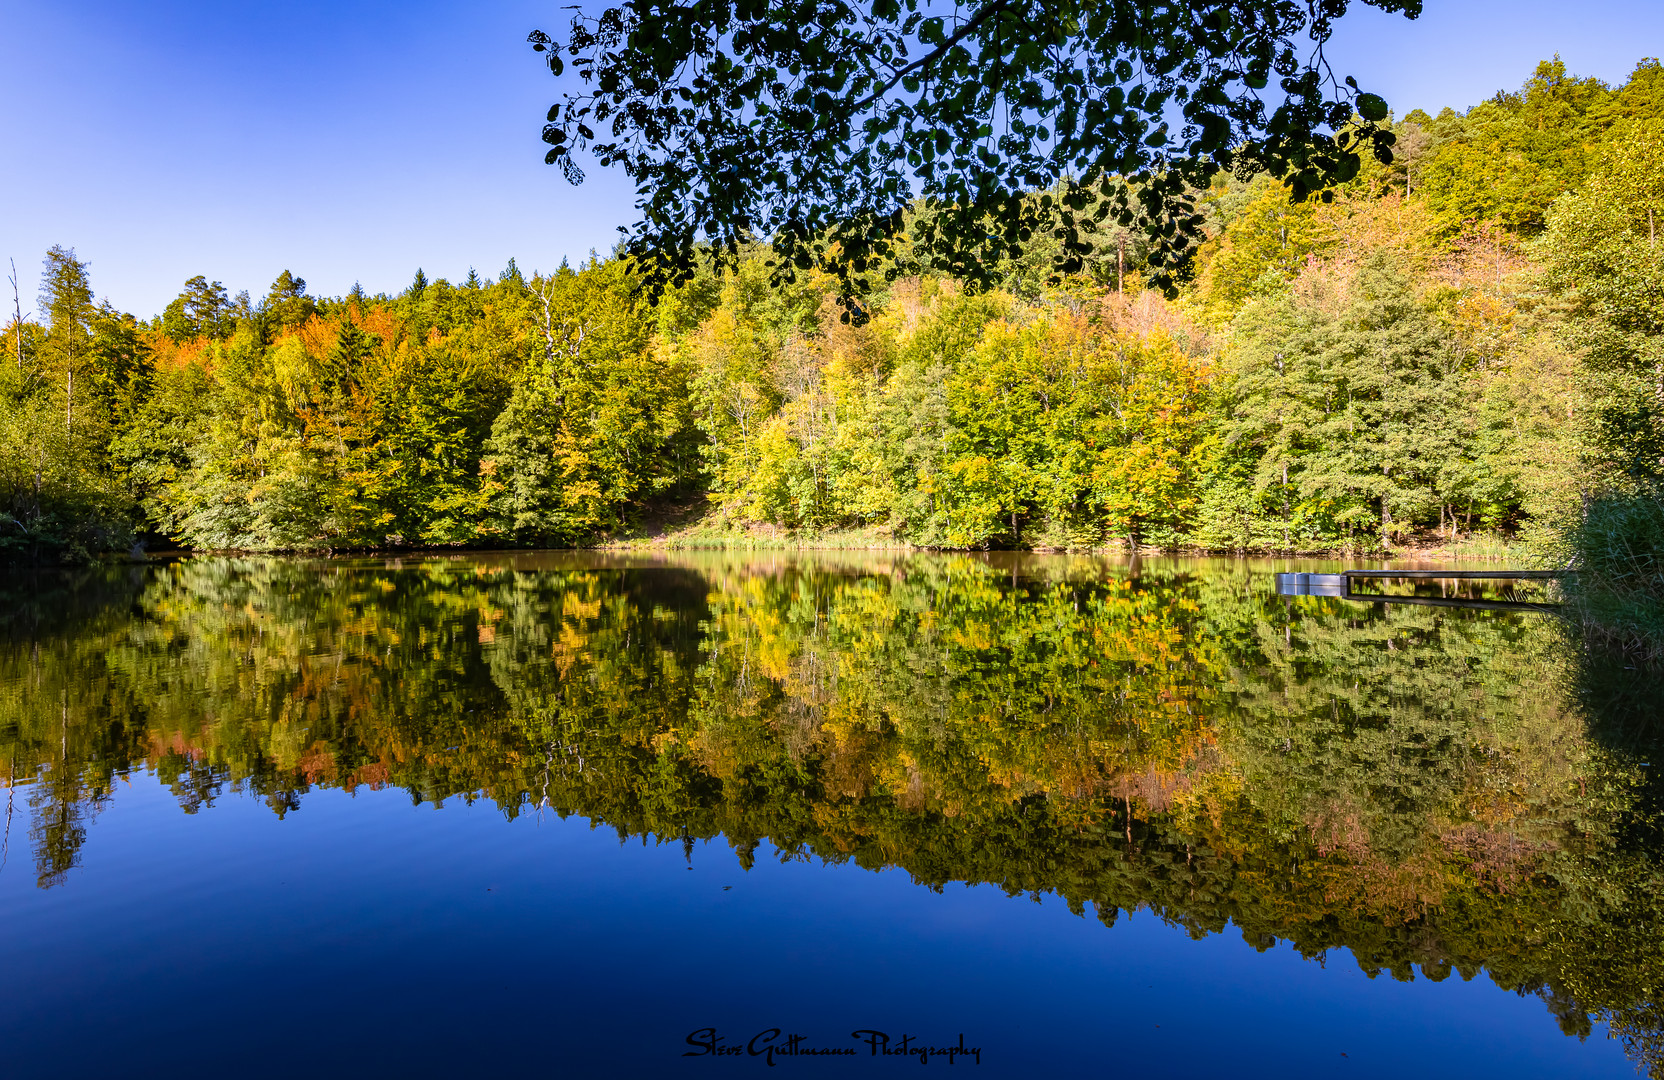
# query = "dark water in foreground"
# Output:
<box><xmin>2</xmin><ymin>552</ymin><xmax>1661</xmax><ymax>1078</ymax></box>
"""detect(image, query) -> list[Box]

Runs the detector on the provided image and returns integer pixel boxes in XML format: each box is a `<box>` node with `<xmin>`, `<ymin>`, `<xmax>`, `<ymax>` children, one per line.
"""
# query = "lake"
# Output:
<box><xmin>1</xmin><ymin>552</ymin><xmax>1659</xmax><ymax>1078</ymax></box>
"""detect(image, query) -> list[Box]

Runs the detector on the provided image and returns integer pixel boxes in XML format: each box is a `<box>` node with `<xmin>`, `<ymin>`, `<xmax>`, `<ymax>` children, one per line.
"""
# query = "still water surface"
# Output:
<box><xmin>1</xmin><ymin>552</ymin><xmax>1660</xmax><ymax>1077</ymax></box>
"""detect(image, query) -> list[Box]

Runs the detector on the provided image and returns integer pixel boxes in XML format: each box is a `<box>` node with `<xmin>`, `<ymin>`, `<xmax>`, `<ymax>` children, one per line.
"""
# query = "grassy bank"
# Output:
<box><xmin>600</xmin><ymin>505</ymin><xmax>1537</xmax><ymax>560</ymax></box>
<box><xmin>604</xmin><ymin>514</ymin><xmax>915</xmax><ymax>551</ymax></box>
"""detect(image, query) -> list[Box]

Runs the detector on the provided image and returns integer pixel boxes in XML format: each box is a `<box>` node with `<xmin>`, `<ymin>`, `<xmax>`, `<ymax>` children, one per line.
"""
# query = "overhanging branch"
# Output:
<box><xmin>848</xmin><ymin>0</ymin><xmax>1017</xmax><ymax>113</ymax></box>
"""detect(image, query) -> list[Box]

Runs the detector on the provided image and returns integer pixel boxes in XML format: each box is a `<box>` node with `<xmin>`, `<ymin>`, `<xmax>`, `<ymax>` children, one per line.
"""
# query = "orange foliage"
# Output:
<box><xmin>142</xmin><ymin>328</ymin><xmax>215</xmax><ymax>372</ymax></box>
<box><xmin>145</xmin><ymin>730</ymin><xmax>206</xmax><ymax>762</ymax></box>
<box><xmin>348</xmin><ymin>760</ymin><xmax>392</xmax><ymax>791</ymax></box>
<box><xmin>296</xmin><ymin>314</ymin><xmax>341</xmax><ymax>359</ymax></box>
<box><xmin>297</xmin><ymin>744</ymin><xmax>337</xmax><ymax>784</ymax></box>
<box><xmin>357</xmin><ymin>305</ymin><xmax>400</xmax><ymax>343</ymax></box>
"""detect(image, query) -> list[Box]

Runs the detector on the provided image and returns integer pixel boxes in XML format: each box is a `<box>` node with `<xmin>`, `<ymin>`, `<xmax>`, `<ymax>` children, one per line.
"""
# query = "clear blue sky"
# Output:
<box><xmin>3</xmin><ymin>0</ymin><xmax>1661</xmax><ymax>319</ymax></box>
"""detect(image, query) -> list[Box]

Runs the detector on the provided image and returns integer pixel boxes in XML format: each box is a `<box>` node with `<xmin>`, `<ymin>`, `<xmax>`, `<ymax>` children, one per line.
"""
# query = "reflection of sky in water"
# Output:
<box><xmin>0</xmin><ymin>774</ymin><xmax>1631</xmax><ymax>1078</ymax></box>
<box><xmin>0</xmin><ymin>554</ymin><xmax>1656</xmax><ymax>1077</ymax></box>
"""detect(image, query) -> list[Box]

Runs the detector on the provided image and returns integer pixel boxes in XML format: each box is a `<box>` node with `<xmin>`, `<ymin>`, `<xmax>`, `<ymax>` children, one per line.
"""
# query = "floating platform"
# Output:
<box><xmin>1274</xmin><ymin>570</ymin><xmax>1566</xmax><ymax>612</ymax></box>
<box><xmin>1275</xmin><ymin>572</ymin><xmax>1348</xmax><ymax>597</ymax></box>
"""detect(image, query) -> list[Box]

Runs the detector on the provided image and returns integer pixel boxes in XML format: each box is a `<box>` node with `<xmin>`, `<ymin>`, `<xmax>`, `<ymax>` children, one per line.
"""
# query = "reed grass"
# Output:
<box><xmin>1564</xmin><ymin>487</ymin><xmax>1664</xmax><ymax>662</ymax></box>
<box><xmin>1437</xmin><ymin>533</ymin><xmax>1535</xmax><ymax>563</ymax></box>
<box><xmin>607</xmin><ymin>519</ymin><xmax>914</xmax><ymax>551</ymax></box>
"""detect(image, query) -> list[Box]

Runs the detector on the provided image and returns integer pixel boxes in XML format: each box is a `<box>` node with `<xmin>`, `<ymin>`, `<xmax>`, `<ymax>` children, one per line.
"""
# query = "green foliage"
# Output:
<box><xmin>1575</xmin><ymin>489</ymin><xmax>1664</xmax><ymax>593</ymax></box>
<box><xmin>1560</xmin><ymin>486</ymin><xmax>1664</xmax><ymax>659</ymax></box>
<box><xmin>0</xmin><ymin>249</ymin><xmax>139</xmax><ymax>563</ymax></box>
<box><xmin>1539</xmin><ymin>118</ymin><xmax>1664</xmax><ymax>483</ymax></box>
<box><xmin>530</xmin><ymin>0</ymin><xmax>1408</xmax><ymax>302</ymax></box>
<box><xmin>1417</xmin><ymin>59</ymin><xmax>1614</xmax><ymax>236</ymax></box>
<box><xmin>262</xmin><ymin>270</ymin><xmax>315</xmax><ymax>335</ymax></box>
<box><xmin>483</xmin><ymin>259</ymin><xmax>694</xmax><ymax>544</ymax></box>
<box><xmin>1525</xmin><ymin>76</ymin><xmax>1664</xmax><ymax>655</ymax></box>
<box><xmin>0</xmin><ymin>375</ymin><xmax>134</xmax><ymax>562</ymax></box>
<box><xmin>1199</xmin><ymin>258</ymin><xmax>1468</xmax><ymax>549</ymax></box>
<box><xmin>161</xmin><ymin>275</ymin><xmax>234</xmax><ymax>342</ymax></box>
<box><xmin>38</xmin><ymin>245</ymin><xmax>93</xmax><ymax>348</ymax></box>
<box><xmin>677</xmin><ymin>274</ymin><xmax>1218</xmax><ymax>549</ymax></box>
<box><xmin>1194</xmin><ymin>178</ymin><xmax>1330</xmax><ymax>321</ymax></box>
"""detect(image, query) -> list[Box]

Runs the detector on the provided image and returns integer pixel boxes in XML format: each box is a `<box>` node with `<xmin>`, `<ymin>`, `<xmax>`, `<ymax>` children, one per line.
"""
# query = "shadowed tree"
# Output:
<box><xmin>529</xmin><ymin>0</ymin><xmax>1415</xmax><ymax>309</ymax></box>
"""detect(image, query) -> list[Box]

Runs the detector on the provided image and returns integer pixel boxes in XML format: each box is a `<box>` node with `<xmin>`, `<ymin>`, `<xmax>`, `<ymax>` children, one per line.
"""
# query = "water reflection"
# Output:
<box><xmin>2</xmin><ymin>553</ymin><xmax>1662</xmax><ymax>1070</ymax></box>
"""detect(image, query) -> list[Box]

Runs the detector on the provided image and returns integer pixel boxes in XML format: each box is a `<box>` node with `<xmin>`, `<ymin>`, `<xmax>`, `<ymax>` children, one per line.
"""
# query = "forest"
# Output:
<box><xmin>3</xmin><ymin>57</ymin><xmax>1661</xmax><ymax>569</ymax></box>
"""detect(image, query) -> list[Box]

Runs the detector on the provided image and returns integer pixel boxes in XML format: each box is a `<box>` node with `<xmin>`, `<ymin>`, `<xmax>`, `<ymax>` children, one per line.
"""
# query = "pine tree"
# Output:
<box><xmin>263</xmin><ymin>270</ymin><xmax>315</xmax><ymax>334</ymax></box>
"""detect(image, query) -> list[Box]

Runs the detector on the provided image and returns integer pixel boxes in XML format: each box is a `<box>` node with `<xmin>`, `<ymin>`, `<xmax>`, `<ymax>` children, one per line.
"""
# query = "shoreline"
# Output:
<box><xmin>39</xmin><ymin>534</ymin><xmax>1536</xmax><ymax>565</ymax></box>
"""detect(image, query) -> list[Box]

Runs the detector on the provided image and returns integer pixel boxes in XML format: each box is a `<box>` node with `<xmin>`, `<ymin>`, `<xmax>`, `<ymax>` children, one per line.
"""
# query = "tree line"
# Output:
<box><xmin>3</xmin><ymin>57</ymin><xmax>1660</xmax><ymax>563</ymax></box>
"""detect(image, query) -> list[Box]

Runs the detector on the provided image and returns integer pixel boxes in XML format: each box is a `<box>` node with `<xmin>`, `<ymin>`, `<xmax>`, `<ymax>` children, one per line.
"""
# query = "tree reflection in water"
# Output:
<box><xmin>2</xmin><ymin>553</ymin><xmax>1661</xmax><ymax>1070</ymax></box>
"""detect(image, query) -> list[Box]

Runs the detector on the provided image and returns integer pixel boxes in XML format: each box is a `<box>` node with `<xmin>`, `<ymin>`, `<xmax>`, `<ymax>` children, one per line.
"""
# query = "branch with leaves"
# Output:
<box><xmin>530</xmin><ymin>0</ymin><xmax>1412</xmax><ymax>311</ymax></box>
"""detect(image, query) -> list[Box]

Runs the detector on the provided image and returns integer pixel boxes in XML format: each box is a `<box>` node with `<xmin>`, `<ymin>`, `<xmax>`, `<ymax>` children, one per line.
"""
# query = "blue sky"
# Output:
<box><xmin>3</xmin><ymin>0</ymin><xmax>1661</xmax><ymax>319</ymax></box>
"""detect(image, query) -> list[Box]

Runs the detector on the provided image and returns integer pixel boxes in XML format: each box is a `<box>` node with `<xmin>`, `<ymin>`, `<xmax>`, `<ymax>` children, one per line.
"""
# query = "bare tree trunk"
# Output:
<box><xmin>8</xmin><ymin>257</ymin><xmax>22</xmax><ymax>372</ymax></box>
<box><xmin>1117</xmin><ymin>234</ymin><xmax>1125</xmax><ymax>294</ymax></box>
<box><xmin>536</xmin><ymin>279</ymin><xmax>557</xmax><ymax>363</ymax></box>
<box><xmin>1282</xmin><ymin>461</ymin><xmax>1290</xmax><ymax>550</ymax></box>
<box><xmin>1380</xmin><ymin>464</ymin><xmax>1392</xmax><ymax>549</ymax></box>
<box><xmin>1</xmin><ymin>759</ymin><xmax>12</xmax><ymax>876</ymax></box>
<box><xmin>66</xmin><ymin>367</ymin><xmax>73</xmax><ymax>437</ymax></box>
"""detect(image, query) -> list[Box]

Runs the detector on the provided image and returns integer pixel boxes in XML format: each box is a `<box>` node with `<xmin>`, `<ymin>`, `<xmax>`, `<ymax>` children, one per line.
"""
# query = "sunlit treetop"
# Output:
<box><xmin>531</xmin><ymin>0</ymin><xmax>1416</xmax><ymax>312</ymax></box>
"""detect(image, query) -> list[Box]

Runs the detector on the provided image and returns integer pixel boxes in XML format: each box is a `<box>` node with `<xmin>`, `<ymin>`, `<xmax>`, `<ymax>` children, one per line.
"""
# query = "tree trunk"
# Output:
<box><xmin>1282</xmin><ymin>462</ymin><xmax>1290</xmax><ymax>550</ymax></box>
<box><xmin>9</xmin><ymin>258</ymin><xmax>22</xmax><ymax>372</ymax></box>
<box><xmin>1380</xmin><ymin>465</ymin><xmax>1392</xmax><ymax>549</ymax></box>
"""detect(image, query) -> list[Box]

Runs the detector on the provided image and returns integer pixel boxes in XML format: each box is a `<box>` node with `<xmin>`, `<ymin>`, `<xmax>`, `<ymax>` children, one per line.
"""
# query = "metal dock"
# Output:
<box><xmin>1274</xmin><ymin>570</ymin><xmax>1567</xmax><ymax>612</ymax></box>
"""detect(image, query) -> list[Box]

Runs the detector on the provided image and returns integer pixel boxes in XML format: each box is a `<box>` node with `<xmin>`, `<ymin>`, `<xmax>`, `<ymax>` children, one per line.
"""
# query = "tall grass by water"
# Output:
<box><xmin>1566</xmin><ymin>487</ymin><xmax>1664</xmax><ymax>662</ymax></box>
